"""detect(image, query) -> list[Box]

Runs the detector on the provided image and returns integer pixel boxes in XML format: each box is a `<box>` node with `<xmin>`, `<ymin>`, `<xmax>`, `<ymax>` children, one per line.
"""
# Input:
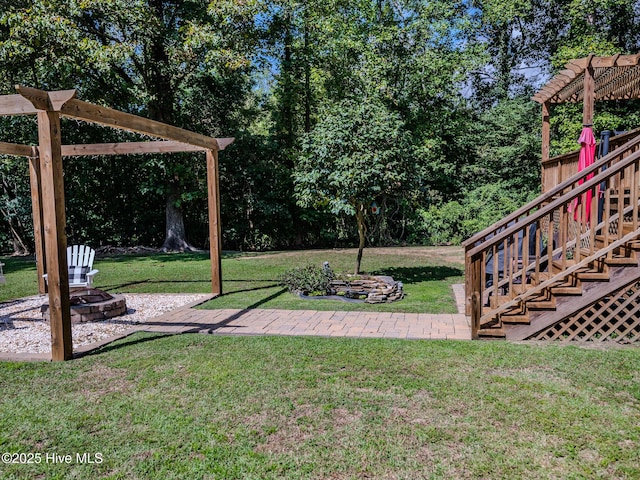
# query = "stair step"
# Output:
<box><xmin>549</xmin><ymin>285</ymin><xmax>583</xmax><ymax>295</ymax></box>
<box><xmin>594</xmin><ymin>235</ymin><xmax>640</xmax><ymax>249</ymax></box>
<box><xmin>549</xmin><ymin>257</ymin><xmax>609</xmax><ymax>281</ymax></box>
<box><xmin>488</xmin><ymin>295</ymin><xmax>525</xmax><ymax>311</ymax></box>
<box><xmin>479</xmin><ymin>315</ymin><xmax>499</xmax><ymax>328</ymax></box>
<box><xmin>604</xmin><ymin>256</ymin><xmax>638</xmax><ymax>266</ymax></box>
<box><xmin>577</xmin><ymin>247</ymin><xmax>637</xmax><ymax>266</ymax></box>
<box><xmin>576</xmin><ymin>271</ymin><xmax>610</xmax><ymax>281</ymax></box>
<box><xmin>478</xmin><ymin>326</ymin><xmax>506</xmax><ymax>338</ymax></box>
<box><xmin>530</xmin><ymin>271</ymin><xmax>560</xmax><ymax>285</ymax></box>
<box><xmin>526</xmin><ymin>299</ymin><xmax>556</xmax><ymax>310</ymax></box>
<box><xmin>551</xmin><ymin>259</ymin><xmax>591</xmax><ymax>273</ymax></box>
<box><xmin>511</xmin><ymin>283</ymin><xmax>543</xmax><ymax>296</ymax></box>
<box><xmin>499</xmin><ymin>313</ymin><xmax>530</xmax><ymax>324</ymax></box>
<box><xmin>621</xmin><ymin>222</ymin><xmax>638</xmax><ymax>235</ymax></box>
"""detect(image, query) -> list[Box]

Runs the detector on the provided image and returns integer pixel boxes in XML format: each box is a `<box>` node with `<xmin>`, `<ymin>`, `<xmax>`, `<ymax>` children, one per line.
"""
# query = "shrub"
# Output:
<box><xmin>278</xmin><ymin>263</ymin><xmax>335</xmax><ymax>295</ymax></box>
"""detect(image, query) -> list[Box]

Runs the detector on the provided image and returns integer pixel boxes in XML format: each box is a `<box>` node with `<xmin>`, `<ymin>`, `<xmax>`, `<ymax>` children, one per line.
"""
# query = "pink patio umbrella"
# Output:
<box><xmin>572</xmin><ymin>126</ymin><xmax>597</xmax><ymax>223</ymax></box>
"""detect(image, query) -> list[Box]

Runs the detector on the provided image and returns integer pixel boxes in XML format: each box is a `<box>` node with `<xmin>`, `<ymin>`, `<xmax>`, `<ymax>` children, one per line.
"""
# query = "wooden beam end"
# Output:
<box><xmin>215</xmin><ymin>137</ymin><xmax>235</xmax><ymax>151</ymax></box>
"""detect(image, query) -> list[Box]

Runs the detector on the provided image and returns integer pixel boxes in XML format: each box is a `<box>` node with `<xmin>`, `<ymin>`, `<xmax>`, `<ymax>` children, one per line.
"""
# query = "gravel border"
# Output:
<box><xmin>0</xmin><ymin>293</ymin><xmax>210</xmax><ymax>354</ymax></box>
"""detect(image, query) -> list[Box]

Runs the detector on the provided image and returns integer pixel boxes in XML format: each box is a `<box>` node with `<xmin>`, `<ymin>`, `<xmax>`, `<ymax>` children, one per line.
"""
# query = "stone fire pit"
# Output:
<box><xmin>41</xmin><ymin>288</ymin><xmax>127</xmax><ymax>324</ymax></box>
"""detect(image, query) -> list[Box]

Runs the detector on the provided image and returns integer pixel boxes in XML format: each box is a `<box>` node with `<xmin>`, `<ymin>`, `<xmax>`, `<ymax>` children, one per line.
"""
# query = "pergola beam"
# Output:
<box><xmin>0</xmin><ymin>141</ymin><xmax>35</xmax><ymax>157</ymax></box>
<box><xmin>61</xmin><ymin>141</ymin><xmax>207</xmax><ymax>157</ymax></box>
<box><xmin>0</xmin><ymin>140</ymin><xmax>236</xmax><ymax>157</ymax></box>
<box><xmin>0</xmin><ymin>94</ymin><xmax>39</xmax><ymax>116</ymax></box>
<box><xmin>60</xmin><ymin>98</ymin><xmax>219</xmax><ymax>151</ymax></box>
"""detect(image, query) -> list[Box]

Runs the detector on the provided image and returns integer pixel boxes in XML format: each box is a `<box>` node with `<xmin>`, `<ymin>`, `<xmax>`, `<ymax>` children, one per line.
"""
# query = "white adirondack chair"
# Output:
<box><xmin>43</xmin><ymin>245</ymin><xmax>99</xmax><ymax>289</ymax></box>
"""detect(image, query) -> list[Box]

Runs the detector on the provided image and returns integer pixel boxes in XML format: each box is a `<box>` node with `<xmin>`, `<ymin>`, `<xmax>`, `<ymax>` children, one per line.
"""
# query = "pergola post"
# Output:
<box><xmin>541</xmin><ymin>102</ymin><xmax>551</xmax><ymax>193</ymax></box>
<box><xmin>582</xmin><ymin>59</ymin><xmax>595</xmax><ymax>126</ymax></box>
<box><xmin>206</xmin><ymin>149</ymin><xmax>222</xmax><ymax>295</ymax></box>
<box><xmin>37</xmin><ymin>110</ymin><xmax>72</xmax><ymax>361</ymax></box>
<box><xmin>28</xmin><ymin>154</ymin><xmax>47</xmax><ymax>294</ymax></box>
<box><xmin>541</xmin><ymin>102</ymin><xmax>550</xmax><ymax>162</ymax></box>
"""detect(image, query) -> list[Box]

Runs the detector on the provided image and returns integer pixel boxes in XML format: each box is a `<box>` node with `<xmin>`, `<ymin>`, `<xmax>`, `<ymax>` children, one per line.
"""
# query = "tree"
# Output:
<box><xmin>0</xmin><ymin>0</ymin><xmax>259</xmax><ymax>251</ymax></box>
<box><xmin>294</xmin><ymin>99</ymin><xmax>415</xmax><ymax>273</ymax></box>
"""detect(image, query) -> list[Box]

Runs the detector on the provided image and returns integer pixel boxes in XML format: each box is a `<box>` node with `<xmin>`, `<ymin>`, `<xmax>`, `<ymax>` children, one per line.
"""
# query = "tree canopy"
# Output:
<box><xmin>0</xmin><ymin>0</ymin><xmax>639</xmax><ymax>256</ymax></box>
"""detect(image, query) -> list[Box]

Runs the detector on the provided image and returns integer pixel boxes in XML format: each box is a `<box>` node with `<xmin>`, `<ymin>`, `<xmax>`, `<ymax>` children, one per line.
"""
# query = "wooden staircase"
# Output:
<box><xmin>478</xmin><ymin>226</ymin><xmax>640</xmax><ymax>339</ymax></box>
<box><xmin>464</xmin><ymin>132</ymin><xmax>640</xmax><ymax>343</ymax></box>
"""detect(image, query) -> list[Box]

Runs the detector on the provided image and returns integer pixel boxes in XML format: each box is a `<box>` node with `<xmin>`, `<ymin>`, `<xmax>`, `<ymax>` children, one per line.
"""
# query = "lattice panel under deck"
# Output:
<box><xmin>528</xmin><ymin>282</ymin><xmax>640</xmax><ymax>343</ymax></box>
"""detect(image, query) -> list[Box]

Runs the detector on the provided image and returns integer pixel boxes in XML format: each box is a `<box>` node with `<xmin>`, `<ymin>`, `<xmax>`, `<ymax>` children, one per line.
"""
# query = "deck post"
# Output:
<box><xmin>469</xmin><ymin>252</ymin><xmax>483</xmax><ymax>339</ymax></box>
<box><xmin>28</xmin><ymin>153</ymin><xmax>47</xmax><ymax>294</ymax></box>
<box><xmin>206</xmin><ymin>149</ymin><xmax>222</xmax><ymax>295</ymax></box>
<box><xmin>37</xmin><ymin>110</ymin><xmax>72</xmax><ymax>361</ymax></box>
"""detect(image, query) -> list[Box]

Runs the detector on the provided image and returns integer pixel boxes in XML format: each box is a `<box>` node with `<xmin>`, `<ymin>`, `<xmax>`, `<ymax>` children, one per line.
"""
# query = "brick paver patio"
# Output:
<box><xmin>2</xmin><ymin>285</ymin><xmax>471</xmax><ymax>361</ymax></box>
<box><xmin>123</xmin><ymin>283</ymin><xmax>470</xmax><ymax>342</ymax></box>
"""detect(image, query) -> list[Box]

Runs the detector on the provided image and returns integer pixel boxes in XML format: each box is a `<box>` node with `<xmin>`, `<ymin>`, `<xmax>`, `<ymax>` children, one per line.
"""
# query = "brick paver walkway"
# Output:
<box><xmin>125</xmin><ymin>283</ymin><xmax>470</xmax><ymax>341</ymax></box>
<box><xmin>135</xmin><ymin>307</ymin><xmax>470</xmax><ymax>340</ymax></box>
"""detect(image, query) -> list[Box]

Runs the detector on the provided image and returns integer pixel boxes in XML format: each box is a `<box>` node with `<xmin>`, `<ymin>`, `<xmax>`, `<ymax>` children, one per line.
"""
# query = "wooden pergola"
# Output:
<box><xmin>532</xmin><ymin>53</ymin><xmax>640</xmax><ymax>162</ymax></box>
<box><xmin>0</xmin><ymin>86</ymin><xmax>233</xmax><ymax>361</ymax></box>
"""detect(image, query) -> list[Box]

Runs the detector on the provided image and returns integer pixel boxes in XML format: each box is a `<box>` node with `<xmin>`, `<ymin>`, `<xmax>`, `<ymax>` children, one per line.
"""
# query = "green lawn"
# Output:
<box><xmin>1</xmin><ymin>335</ymin><xmax>639</xmax><ymax>479</ymax></box>
<box><xmin>0</xmin><ymin>247</ymin><xmax>464</xmax><ymax>313</ymax></box>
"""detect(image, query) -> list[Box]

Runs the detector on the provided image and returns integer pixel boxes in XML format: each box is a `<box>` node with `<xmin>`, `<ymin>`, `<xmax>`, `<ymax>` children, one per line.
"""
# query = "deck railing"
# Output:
<box><xmin>463</xmin><ymin>134</ymin><xmax>640</xmax><ymax>337</ymax></box>
<box><xmin>541</xmin><ymin>127</ymin><xmax>640</xmax><ymax>193</ymax></box>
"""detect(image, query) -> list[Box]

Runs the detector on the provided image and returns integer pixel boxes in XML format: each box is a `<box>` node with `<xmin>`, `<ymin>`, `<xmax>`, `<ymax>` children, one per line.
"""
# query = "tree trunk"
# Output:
<box><xmin>2</xmin><ymin>213</ymin><xmax>30</xmax><ymax>255</ymax></box>
<box><xmin>355</xmin><ymin>202</ymin><xmax>367</xmax><ymax>275</ymax></box>
<box><xmin>303</xmin><ymin>7</ymin><xmax>311</xmax><ymax>133</ymax></box>
<box><xmin>0</xmin><ymin>177</ymin><xmax>30</xmax><ymax>255</ymax></box>
<box><xmin>161</xmin><ymin>190</ymin><xmax>196</xmax><ymax>252</ymax></box>
<box><xmin>146</xmin><ymin>1</ymin><xmax>193</xmax><ymax>252</ymax></box>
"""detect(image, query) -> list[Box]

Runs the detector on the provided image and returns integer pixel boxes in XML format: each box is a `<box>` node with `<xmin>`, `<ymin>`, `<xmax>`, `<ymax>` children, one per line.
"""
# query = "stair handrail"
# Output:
<box><xmin>463</xmin><ymin>133</ymin><xmax>640</xmax><ymax>249</ymax></box>
<box><xmin>467</xmin><ymin>148</ymin><xmax>640</xmax><ymax>258</ymax></box>
<box><xmin>479</xmin><ymin>229</ymin><xmax>640</xmax><ymax>326</ymax></box>
<box><xmin>492</xmin><ymin>201</ymin><xmax>632</xmax><ymax>293</ymax></box>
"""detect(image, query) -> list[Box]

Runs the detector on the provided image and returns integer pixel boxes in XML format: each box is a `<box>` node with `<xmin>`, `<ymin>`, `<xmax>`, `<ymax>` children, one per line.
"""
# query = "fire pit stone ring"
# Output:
<box><xmin>41</xmin><ymin>288</ymin><xmax>127</xmax><ymax>324</ymax></box>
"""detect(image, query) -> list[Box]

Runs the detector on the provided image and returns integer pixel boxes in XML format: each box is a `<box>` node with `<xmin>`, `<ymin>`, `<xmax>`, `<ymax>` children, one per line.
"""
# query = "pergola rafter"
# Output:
<box><xmin>0</xmin><ymin>85</ymin><xmax>234</xmax><ymax>361</ymax></box>
<box><xmin>532</xmin><ymin>54</ymin><xmax>640</xmax><ymax>163</ymax></box>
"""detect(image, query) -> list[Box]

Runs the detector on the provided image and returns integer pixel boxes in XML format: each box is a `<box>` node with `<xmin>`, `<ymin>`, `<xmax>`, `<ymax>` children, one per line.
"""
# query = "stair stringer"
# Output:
<box><xmin>506</xmin><ymin>263</ymin><xmax>640</xmax><ymax>341</ymax></box>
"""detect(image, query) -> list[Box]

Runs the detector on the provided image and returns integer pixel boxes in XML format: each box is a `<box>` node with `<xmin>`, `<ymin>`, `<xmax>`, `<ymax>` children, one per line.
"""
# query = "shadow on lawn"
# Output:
<box><xmin>79</xmin><ymin>287</ymin><xmax>289</xmax><ymax>358</ymax></box>
<box><xmin>370</xmin><ymin>265</ymin><xmax>463</xmax><ymax>284</ymax></box>
<box><xmin>102</xmin><ymin>279</ymin><xmax>279</xmax><ymax>294</ymax></box>
<box><xmin>76</xmin><ymin>332</ymin><xmax>175</xmax><ymax>359</ymax></box>
<box><xmin>219</xmin><ymin>283</ymin><xmax>281</xmax><ymax>296</ymax></box>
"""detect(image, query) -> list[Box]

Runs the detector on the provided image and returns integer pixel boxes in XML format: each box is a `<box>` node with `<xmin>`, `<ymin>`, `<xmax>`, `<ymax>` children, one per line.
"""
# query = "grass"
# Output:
<box><xmin>0</xmin><ymin>246</ymin><xmax>464</xmax><ymax>313</ymax></box>
<box><xmin>1</xmin><ymin>334</ymin><xmax>640</xmax><ymax>479</ymax></box>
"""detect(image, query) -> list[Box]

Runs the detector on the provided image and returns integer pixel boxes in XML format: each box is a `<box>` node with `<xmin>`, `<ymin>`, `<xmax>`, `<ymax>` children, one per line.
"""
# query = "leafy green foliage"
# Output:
<box><xmin>278</xmin><ymin>263</ymin><xmax>334</xmax><ymax>295</ymax></box>
<box><xmin>295</xmin><ymin>99</ymin><xmax>415</xmax><ymax>215</ymax></box>
<box><xmin>413</xmin><ymin>184</ymin><xmax>532</xmax><ymax>245</ymax></box>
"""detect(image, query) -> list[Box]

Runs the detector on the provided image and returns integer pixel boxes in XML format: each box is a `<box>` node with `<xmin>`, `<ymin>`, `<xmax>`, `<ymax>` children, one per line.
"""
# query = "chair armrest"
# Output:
<box><xmin>87</xmin><ymin>269</ymin><xmax>99</xmax><ymax>277</ymax></box>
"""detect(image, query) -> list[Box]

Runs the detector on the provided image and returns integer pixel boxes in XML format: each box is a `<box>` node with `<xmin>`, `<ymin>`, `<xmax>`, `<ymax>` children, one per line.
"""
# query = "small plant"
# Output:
<box><xmin>278</xmin><ymin>263</ymin><xmax>335</xmax><ymax>295</ymax></box>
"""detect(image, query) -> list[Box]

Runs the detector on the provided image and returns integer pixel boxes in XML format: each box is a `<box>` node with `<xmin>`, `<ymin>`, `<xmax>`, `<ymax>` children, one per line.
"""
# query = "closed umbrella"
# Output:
<box><xmin>573</xmin><ymin>126</ymin><xmax>597</xmax><ymax>223</ymax></box>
